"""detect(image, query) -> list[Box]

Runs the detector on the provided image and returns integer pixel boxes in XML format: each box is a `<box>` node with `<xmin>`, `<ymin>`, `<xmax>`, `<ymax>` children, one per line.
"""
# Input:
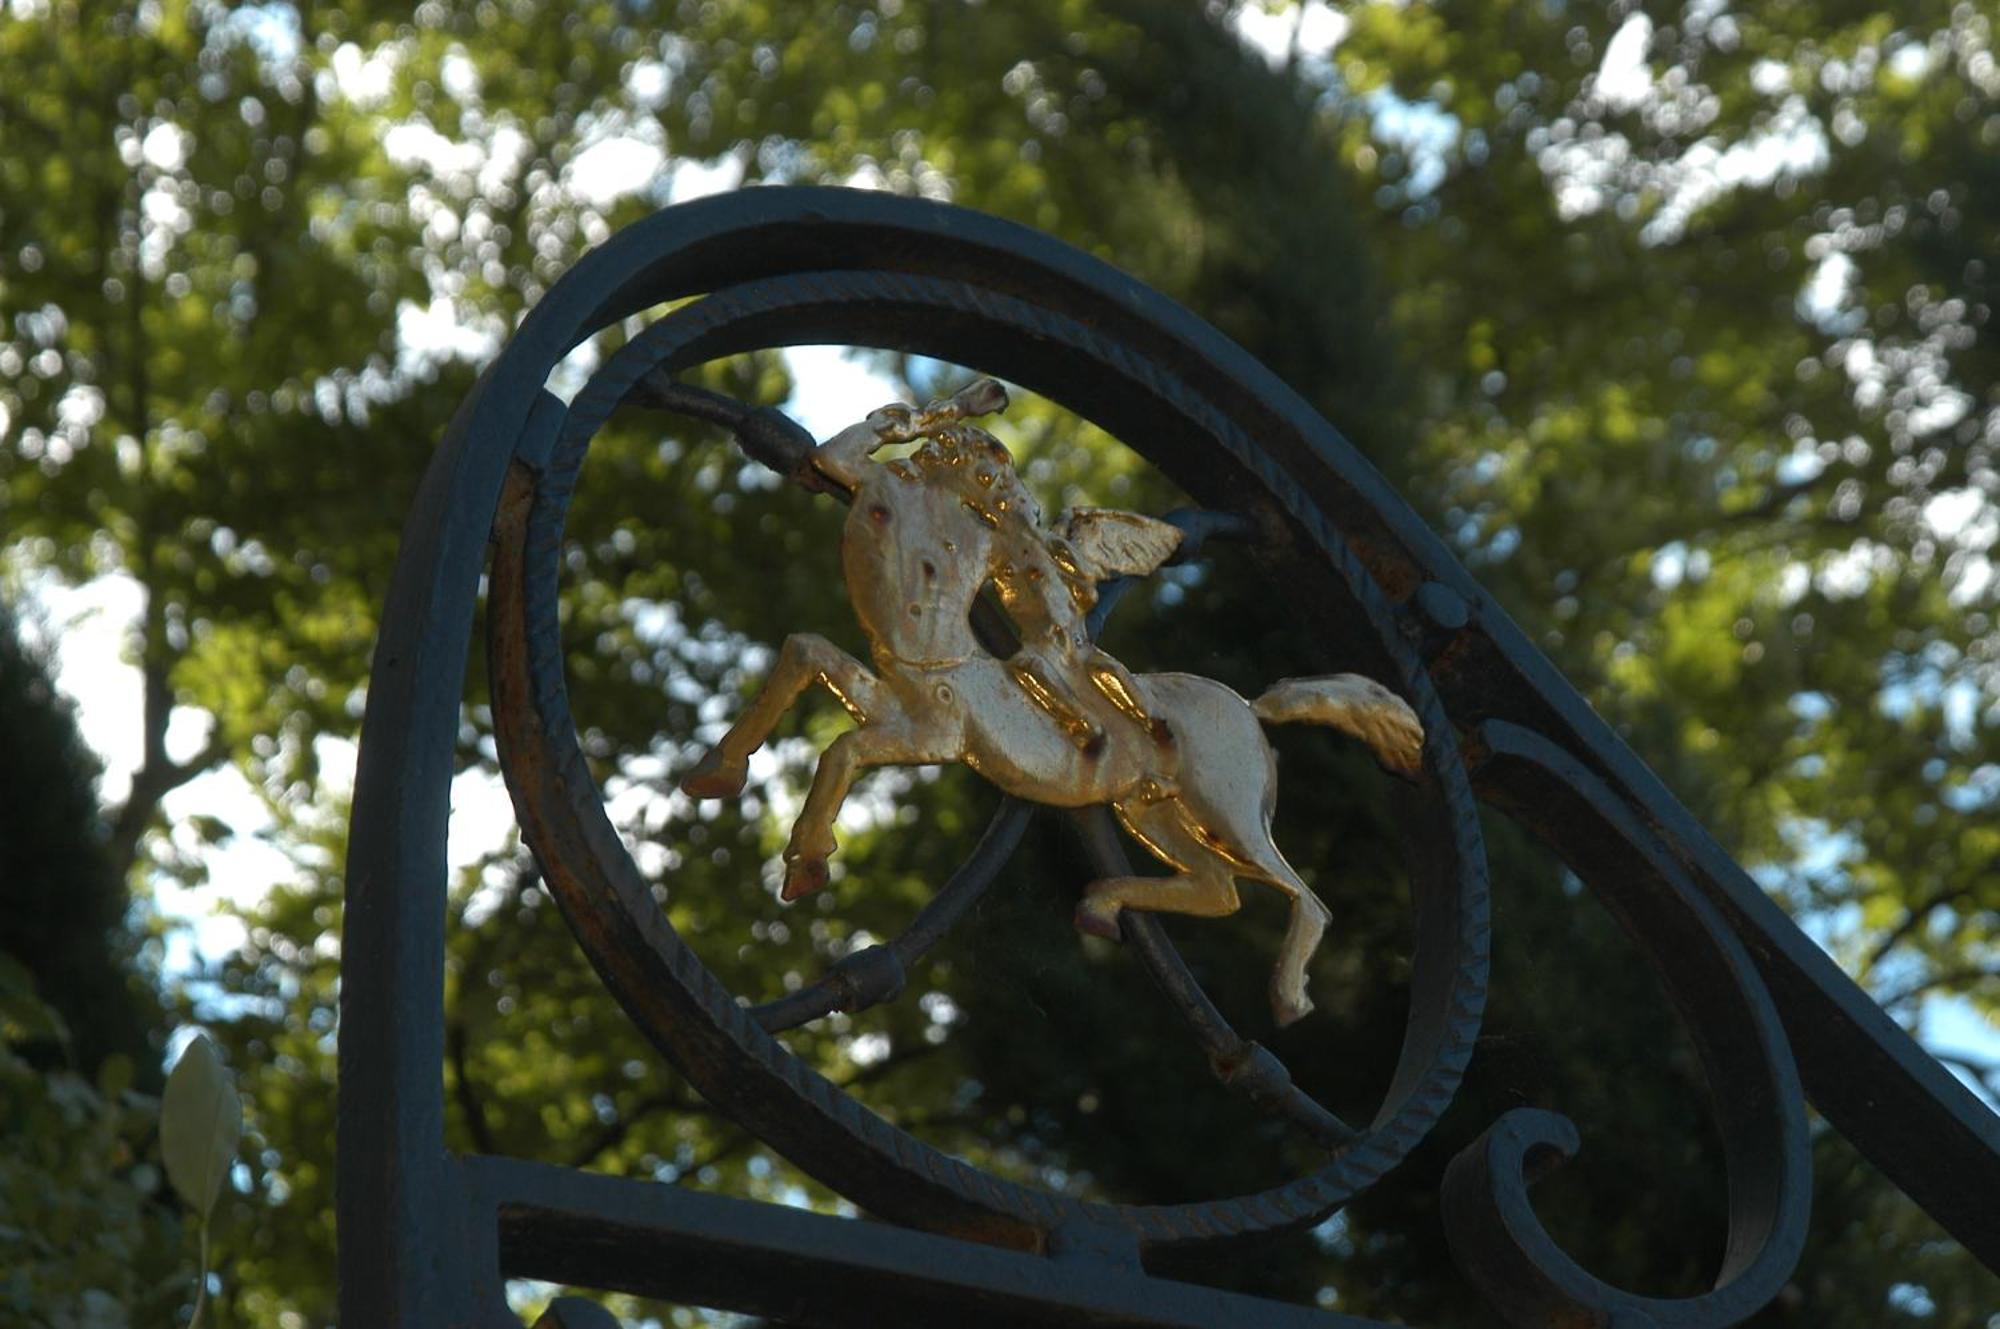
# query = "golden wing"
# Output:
<box><xmin>1056</xmin><ymin>508</ymin><xmax>1183</xmax><ymax>581</ymax></box>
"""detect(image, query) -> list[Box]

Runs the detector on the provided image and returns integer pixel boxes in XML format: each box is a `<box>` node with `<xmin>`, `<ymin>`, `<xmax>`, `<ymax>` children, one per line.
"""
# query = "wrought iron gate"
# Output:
<box><xmin>338</xmin><ymin>187</ymin><xmax>1999</xmax><ymax>1327</ymax></box>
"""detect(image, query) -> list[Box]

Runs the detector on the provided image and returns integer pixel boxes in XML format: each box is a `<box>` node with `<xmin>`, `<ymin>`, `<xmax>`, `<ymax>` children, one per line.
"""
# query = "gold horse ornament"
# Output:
<box><xmin>681</xmin><ymin>380</ymin><xmax>1423</xmax><ymax>1025</ymax></box>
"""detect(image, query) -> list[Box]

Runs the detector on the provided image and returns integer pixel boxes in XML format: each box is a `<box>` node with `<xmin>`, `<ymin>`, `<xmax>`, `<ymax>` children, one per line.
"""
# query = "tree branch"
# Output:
<box><xmin>1862</xmin><ymin>883</ymin><xmax>1973</xmax><ymax>979</ymax></box>
<box><xmin>105</xmin><ymin>731</ymin><xmax>231</xmax><ymax>876</ymax></box>
<box><xmin>1933</xmin><ymin>1049</ymin><xmax>1999</xmax><ymax>1095</ymax></box>
<box><xmin>564</xmin><ymin>1089</ymin><xmax>729</xmax><ymax>1171</ymax></box>
<box><xmin>98</xmin><ymin>103</ymin><xmax>218</xmax><ymax>882</ymax></box>
<box><xmin>665</xmin><ymin>1128</ymin><xmax>758</xmax><ymax>1185</ymax></box>
<box><xmin>1880</xmin><ymin>963</ymin><xmax>2000</xmax><ymax>1011</ymax></box>
<box><xmin>835</xmin><ymin>1039</ymin><xmax>945</xmax><ymax>1094</ymax></box>
<box><xmin>1720</xmin><ymin>472</ymin><xmax>1837</xmax><ymax>526</ymax></box>
<box><xmin>448</xmin><ymin>1017</ymin><xmax>501</xmax><ymax>1157</ymax></box>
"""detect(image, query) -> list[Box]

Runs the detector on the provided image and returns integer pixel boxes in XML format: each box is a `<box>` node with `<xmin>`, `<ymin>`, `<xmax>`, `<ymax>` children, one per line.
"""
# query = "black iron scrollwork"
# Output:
<box><xmin>1445</xmin><ymin>722</ymin><xmax>1810</xmax><ymax>1328</ymax></box>
<box><xmin>341</xmin><ymin>187</ymin><xmax>1996</xmax><ymax>1327</ymax></box>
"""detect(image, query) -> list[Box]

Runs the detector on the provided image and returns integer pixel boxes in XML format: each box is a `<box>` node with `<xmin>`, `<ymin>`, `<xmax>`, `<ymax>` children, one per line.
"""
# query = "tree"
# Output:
<box><xmin>2</xmin><ymin>1</ymin><xmax>1994</xmax><ymax>1325</ymax></box>
<box><xmin>0</xmin><ymin>606</ymin><xmax>159</xmax><ymax>1078</ymax></box>
<box><xmin>1332</xmin><ymin>0</ymin><xmax>2000</xmax><ymax>1030</ymax></box>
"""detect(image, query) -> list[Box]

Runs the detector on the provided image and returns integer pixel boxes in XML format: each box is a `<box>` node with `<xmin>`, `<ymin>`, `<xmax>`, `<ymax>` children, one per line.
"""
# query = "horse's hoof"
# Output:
<box><xmin>680</xmin><ymin>751</ymin><xmax>747</xmax><ymax>800</ymax></box>
<box><xmin>781</xmin><ymin>855</ymin><xmax>830</xmax><ymax>902</ymax></box>
<box><xmin>1073</xmin><ymin>898</ymin><xmax>1123</xmax><ymax>941</ymax></box>
<box><xmin>1271</xmin><ymin>989</ymin><xmax>1314</xmax><ymax>1027</ymax></box>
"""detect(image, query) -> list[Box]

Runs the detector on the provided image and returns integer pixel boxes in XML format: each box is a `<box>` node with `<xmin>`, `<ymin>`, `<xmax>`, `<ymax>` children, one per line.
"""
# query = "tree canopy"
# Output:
<box><xmin>1</xmin><ymin>1</ymin><xmax>1995</xmax><ymax>1325</ymax></box>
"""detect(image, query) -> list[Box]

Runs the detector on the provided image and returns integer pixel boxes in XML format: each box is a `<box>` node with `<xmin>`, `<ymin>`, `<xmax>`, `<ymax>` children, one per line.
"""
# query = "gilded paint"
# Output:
<box><xmin>683</xmin><ymin>378</ymin><xmax>1424</xmax><ymax>1025</ymax></box>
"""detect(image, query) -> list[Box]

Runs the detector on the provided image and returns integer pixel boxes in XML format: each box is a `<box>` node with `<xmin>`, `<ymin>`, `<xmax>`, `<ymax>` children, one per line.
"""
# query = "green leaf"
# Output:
<box><xmin>160</xmin><ymin>1033</ymin><xmax>241</xmax><ymax>1221</ymax></box>
<box><xmin>0</xmin><ymin>954</ymin><xmax>69</xmax><ymax>1048</ymax></box>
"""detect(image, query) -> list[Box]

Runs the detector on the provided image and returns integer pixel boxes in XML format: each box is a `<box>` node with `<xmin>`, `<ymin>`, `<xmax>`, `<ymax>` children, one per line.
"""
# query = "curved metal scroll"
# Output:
<box><xmin>1445</xmin><ymin>721</ymin><xmax>1810</xmax><ymax>1328</ymax></box>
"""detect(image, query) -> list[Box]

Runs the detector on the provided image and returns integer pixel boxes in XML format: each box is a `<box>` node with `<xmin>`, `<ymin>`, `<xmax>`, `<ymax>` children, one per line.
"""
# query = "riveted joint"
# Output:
<box><xmin>1403</xmin><ymin>580</ymin><xmax>1474</xmax><ymax>662</ymax></box>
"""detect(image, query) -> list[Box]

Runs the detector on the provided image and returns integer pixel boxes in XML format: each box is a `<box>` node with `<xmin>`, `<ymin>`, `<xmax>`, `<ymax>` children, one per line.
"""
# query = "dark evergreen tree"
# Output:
<box><xmin>0</xmin><ymin>608</ymin><xmax>157</xmax><ymax>1082</ymax></box>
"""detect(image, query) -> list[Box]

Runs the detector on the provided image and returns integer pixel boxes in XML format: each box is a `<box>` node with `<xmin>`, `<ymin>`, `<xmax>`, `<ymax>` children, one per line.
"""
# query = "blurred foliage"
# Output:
<box><xmin>1</xmin><ymin>0</ymin><xmax>1997</xmax><ymax>1326</ymax></box>
<box><xmin>0</xmin><ymin>611</ymin><xmax>185</xmax><ymax>1327</ymax></box>
<box><xmin>0</xmin><ymin>1029</ymin><xmax>187</xmax><ymax>1329</ymax></box>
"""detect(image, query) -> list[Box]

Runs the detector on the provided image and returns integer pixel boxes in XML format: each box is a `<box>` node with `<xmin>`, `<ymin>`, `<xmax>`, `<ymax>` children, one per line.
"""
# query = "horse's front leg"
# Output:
<box><xmin>782</xmin><ymin>717</ymin><xmax>959</xmax><ymax>901</ymax></box>
<box><xmin>681</xmin><ymin>634</ymin><xmax>883</xmax><ymax>800</ymax></box>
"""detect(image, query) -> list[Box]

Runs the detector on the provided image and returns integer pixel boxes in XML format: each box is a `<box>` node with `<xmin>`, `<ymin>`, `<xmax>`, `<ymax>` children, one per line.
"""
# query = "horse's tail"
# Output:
<box><xmin>1251</xmin><ymin>674</ymin><xmax>1424</xmax><ymax>775</ymax></box>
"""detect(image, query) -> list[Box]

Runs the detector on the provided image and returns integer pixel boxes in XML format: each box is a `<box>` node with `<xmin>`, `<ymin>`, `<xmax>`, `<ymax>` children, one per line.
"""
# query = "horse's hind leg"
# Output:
<box><xmin>1083</xmin><ymin>797</ymin><xmax>1328</xmax><ymax>1026</ymax></box>
<box><xmin>1252</xmin><ymin>854</ymin><xmax>1330</xmax><ymax>1027</ymax></box>
<box><xmin>1075</xmin><ymin>799</ymin><xmax>1243</xmax><ymax>938</ymax></box>
<box><xmin>1194</xmin><ymin>810</ymin><xmax>1330</xmax><ymax>1027</ymax></box>
<box><xmin>682</xmin><ymin>634</ymin><xmax>884</xmax><ymax>799</ymax></box>
<box><xmin>782</xmin><ymin>719</ymin><xmax>955</xmax><ymax>900</ymax></box>
<box><xmin>1074</xmin><ymin>861</ymin><xmax>1241</xmax><ymax>937</ymax></box>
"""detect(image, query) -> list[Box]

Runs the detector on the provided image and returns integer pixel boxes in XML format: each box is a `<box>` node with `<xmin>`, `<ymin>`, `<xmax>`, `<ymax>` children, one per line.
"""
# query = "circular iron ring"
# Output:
<box><xmin>482</xmin><ymin>191</ymin><xmax>1491</xmax><ymax>1254</ymax></box>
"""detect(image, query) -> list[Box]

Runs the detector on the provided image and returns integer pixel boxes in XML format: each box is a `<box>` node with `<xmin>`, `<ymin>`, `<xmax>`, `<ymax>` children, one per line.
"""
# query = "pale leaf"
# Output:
<box><xmin>161</xmin><ymin>1031</ymin><xmax>242</xmax><ymax>1221</ymax></box>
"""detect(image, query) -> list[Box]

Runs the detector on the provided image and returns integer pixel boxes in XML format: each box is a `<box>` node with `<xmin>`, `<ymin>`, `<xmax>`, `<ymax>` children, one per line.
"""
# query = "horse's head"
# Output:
<box><xmin>841</xmin><ymin>376</ymin><xmax>1045</xmax><ymax>536</ymax></box>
